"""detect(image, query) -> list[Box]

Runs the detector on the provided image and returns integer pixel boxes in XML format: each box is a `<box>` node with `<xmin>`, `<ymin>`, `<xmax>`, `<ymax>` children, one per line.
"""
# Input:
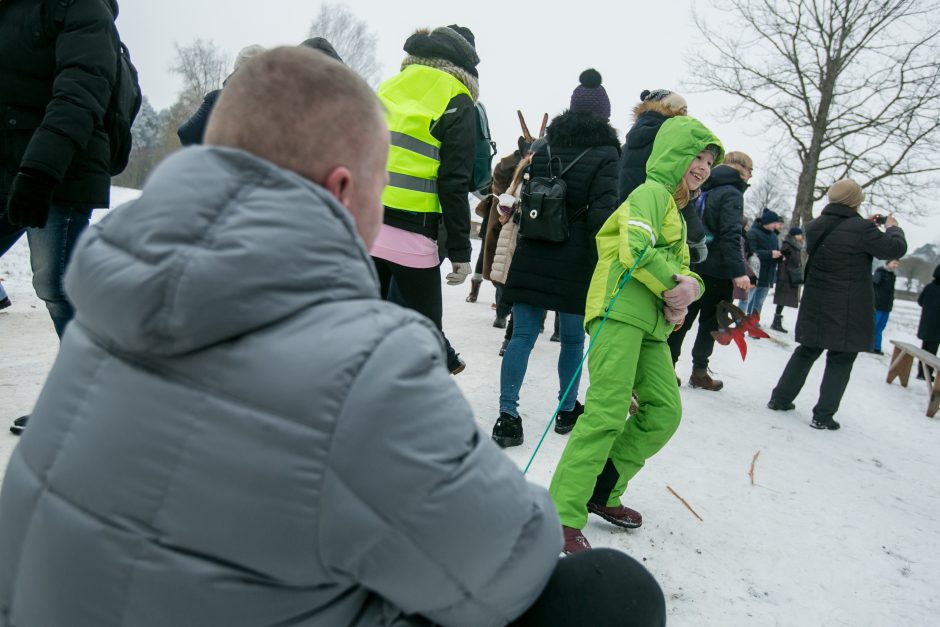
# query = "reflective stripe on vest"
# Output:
<box><xmin>378</xmin><ymin>65</ymin><xmax>472</xmax><ymax>214</ymax></box>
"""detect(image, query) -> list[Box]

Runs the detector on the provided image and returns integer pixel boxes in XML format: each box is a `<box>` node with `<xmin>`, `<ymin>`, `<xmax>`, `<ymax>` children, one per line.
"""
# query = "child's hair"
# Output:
<box><xmin>673</xmin><ymin>178</ymin><xmax>690</xmax><ymax>210</ymax></box>
<box><xmin>507</xmin><ymin>154</ymin><xmax>532</xmax><ymax>196</ymax></box>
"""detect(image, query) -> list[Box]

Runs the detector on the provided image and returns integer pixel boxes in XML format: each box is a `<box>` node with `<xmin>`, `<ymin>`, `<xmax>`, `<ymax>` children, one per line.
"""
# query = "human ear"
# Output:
<box><xmin>323</xmin><ymin>166</ymin><xmax>353</xmax><ymax>207</ymax></box>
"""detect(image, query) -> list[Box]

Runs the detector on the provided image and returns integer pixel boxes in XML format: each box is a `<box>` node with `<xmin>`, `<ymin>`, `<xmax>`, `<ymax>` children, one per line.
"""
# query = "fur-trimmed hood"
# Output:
<box><xmin>546</xmin><ymin>111</ymin><xmax>620</xmax><ymax>150</ymax></box>
<box><xmin>632</xmin><ymin>99</ymin><xmax>686</xmax><ymax>122</ymax></box>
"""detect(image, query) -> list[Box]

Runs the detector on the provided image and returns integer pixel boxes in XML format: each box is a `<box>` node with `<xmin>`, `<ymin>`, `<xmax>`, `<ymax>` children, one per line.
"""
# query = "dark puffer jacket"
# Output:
<box><xmin>0</xmin><ymin>0</ymin><xmax>118</xmax><ymax>209</ymax></box>
<box><xmin>796</xmin><ymin>204</ymin><xmax>907</xmax><ymax>352</ymax></box>
<box><xmin>918</xmin><ymin>265</ymin><xmax>940</xmax><ymax>342</ymax></box>
<box><xmin>618</xmin><ymin>101</ymin><xmax>683</xmax><ymax>203</ymax></box>
<box><xmin>692</xmin><ymin>164</ymin><xmax>748</xmax><ymax>280</ymax></box>
<box><xmin>747</xmin><ymin>221</ymin><xmax>781</xmax><ymax>286</ymax></box>
<box><xmin>503</xmin><ymin>111</ymin><xmax>619</xmax><ymax>314</ymax></box>
<box><xmin>872</xmin><ymin>266</ymin><xmax>897</xmax><ymax>312</ymax></box>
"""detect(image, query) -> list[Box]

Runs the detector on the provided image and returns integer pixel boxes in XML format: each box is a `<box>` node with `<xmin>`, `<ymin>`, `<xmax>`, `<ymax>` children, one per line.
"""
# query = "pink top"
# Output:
<box><xmin>370</xmin><ymin>224</ymin><xmax>440</xmax><ymax>269</ymax></box>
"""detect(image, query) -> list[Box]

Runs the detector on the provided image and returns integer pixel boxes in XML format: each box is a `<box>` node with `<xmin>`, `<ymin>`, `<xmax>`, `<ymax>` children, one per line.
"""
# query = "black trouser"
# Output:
<box><xmin>920</xmin><ymin>340</ymin><xmax>939</xmax><ymax>379</ymax></box>
<box><xmin>474</xmin><ymin>208</ymin><xmax>489</xmax><ymax>275</ymax></box>
<box><xmin>667</xmin><ymin>274</ymin><xmax>733</xmax><ymax>370</ymax></box>
<box><xmin>775</xmin><ymin>304</ymin><xmax>785</xmax><ymax>317</ymax></box>
<box><xmin>509</xmin><ymin>549</ymin><xmax>666</xmax><ymax>627</ymax></box>
<box><xmin>771</xmin><ymin>345</ymin><xmax>858</xmax><ymax>421</ymax></box>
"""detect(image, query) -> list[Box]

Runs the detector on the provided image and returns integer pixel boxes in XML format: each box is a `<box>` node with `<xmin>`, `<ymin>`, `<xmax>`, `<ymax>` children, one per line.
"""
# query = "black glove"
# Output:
<box><xmin>6</xmin><ymin>170</ymin><xmax>56</xmax><ymax>228</ymax></box>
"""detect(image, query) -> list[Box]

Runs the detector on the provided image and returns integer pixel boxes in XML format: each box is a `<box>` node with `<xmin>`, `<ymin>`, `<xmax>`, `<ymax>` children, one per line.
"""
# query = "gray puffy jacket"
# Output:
<box><xmin>0</xmin><ymin>147</ymin><xmax>562</xmax><ymax>627</ymax></box>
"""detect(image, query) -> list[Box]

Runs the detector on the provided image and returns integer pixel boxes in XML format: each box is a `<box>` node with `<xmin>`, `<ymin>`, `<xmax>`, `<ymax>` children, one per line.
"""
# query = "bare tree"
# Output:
<box><xmin>171</xmin><ymin>38</ymin><xmax>227</xmax><ymax>110</ymax></box>
<box><xmin>308</xmin><ymin>3</ymin><xmax>381</xmax><ymax>87</ymax></box>
<box><xmin>692</xmin><ymin>0</ymin><xmax>940</xmax><ymax>225</ymax></box>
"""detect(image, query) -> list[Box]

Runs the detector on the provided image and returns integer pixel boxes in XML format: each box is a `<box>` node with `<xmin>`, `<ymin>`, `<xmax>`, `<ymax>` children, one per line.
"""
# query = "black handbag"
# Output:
<box><xmin>786</xmin><ymin>265</ymin><xmax>804</xmax><ymax>285</ymax></box>
<box><xmin>518</xmin><ymin>145</ymin><xmax>592</xmax><ymax>243</ymax></box>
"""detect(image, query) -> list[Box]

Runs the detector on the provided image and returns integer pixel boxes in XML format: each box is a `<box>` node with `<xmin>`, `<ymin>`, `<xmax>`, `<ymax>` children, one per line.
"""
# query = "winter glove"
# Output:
<box><xmin>688</xmin><ymin>237</ymin><xmax>708</xmax><ymax>265</ymax></box>
<box><xmin>664</xmin><ymin>304</ymin><xmax>687</xmax><ymax>327</ymax></box>
<box><xmin>446</xmin><ymin>261</ymin><xmax>472</xmax><ymax>286</ymax></box>
<box><xmin>6</xmin><ymin>170</ymin><xmax>56</xmax><ymax>229</ymax></box>
<box><xmin>662</xmin><ymin>274</ymin><xmax>700</xmax><ymax>309</ymax></box>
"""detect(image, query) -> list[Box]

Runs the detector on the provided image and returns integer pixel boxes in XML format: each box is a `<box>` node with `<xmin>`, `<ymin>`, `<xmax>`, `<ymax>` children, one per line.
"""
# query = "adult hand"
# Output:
<box><xmin>885</xmin><ymin>214</ymin><xmax>898</xmax><ymax>228</ymax></box>
<box><xmin>6</xmin><ymin>170</ymin><xmax>56</xmax><ymax>228</ymax></box>
<box><xmin>663</xmin><ymin>275</ymin><xmax>700</xmax><ymax>309</ymax></box>
<box><xmin>733</xmin><ymin>275</ymin><xmax>751</xmax><ymax>291</ymax></box>
<box><xmin>771</xmin><ymin>250</ymin><xmax>783</xmax><ymax>259</ymax></box>
<box><xmin>446</xmin><ymin>261</ymin><xmax>472</xmax><ymax>286</ymax></box>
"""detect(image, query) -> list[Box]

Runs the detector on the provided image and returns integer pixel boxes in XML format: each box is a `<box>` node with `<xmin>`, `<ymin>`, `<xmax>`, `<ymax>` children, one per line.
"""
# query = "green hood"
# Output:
<box><xmin>645</xmin><ymin>116</ymin><xmax>724</xmax><ymax>193</ymax></box>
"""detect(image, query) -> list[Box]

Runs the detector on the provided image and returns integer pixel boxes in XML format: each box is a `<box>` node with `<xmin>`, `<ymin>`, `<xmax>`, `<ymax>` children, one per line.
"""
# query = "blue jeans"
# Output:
<box><xmin>499</xmin><ymin>302</ymin><xmax>585</xmax><ymax>417</ymax></box>
<box><xmin>873</xmin><ymin>309</ymin><xmax>890</xmax><ymax>351</ymax></box>
<box><xmin>743</xmin><ymin>286</ymin><xmax>770</xmax><ymax>318</ymax></box>
<box><xmin>0</xmin><ymin>206</ymin><xmax>91</xmax><ymax>337</ymax></box>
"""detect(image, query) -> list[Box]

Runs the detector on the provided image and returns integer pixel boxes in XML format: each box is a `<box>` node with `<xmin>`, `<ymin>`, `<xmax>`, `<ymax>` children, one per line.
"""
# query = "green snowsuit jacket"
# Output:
<box><xmin>585</xmin><ymin>116</ymin><xmax>724</xmax><ymax>338</ymax></box>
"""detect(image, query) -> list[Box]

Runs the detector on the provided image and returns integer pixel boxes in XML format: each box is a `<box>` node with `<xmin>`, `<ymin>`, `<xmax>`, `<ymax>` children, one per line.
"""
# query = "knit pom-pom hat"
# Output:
<box><xmin>570</xmin><ymin>69</ymin><xmax>611</xmax><ymax>120</ymax></box>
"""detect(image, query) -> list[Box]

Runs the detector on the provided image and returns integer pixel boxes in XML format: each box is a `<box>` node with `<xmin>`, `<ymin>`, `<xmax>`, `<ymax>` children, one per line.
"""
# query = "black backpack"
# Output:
<box><xmin>518</xmin><ymin>145</ymin><xmax>592</xmax><ymax>243</ymax></box>
<box><xmin>52</xmin><ymin>0</ymin><xmax>142</xmax><ymax>176</ymax></box>
<box><xmin>470</xmin><ymin>101</ymin><xmax>497</xmax><ymax>198</ymax></box>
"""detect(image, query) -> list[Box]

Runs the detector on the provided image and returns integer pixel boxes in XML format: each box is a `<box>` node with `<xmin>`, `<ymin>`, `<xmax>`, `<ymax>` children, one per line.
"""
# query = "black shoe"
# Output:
<box><xmin>498</xmin><ymin>338</ymin><xmax>510</xmax><ymax>357</ymax></box>
<box><xmin>448</xmin><ymin>354</ymin><xmax>466</xmax><ymax>375</ymax></box>
<box><xmin>554</xmin><ymin>401</ymin><xmax>584</xmax><ymax>435</ymax></box>
<box><xmin>767</xmin><ymin>399</ymin><xmax>795</xmax><ymax>411</ymax></box>
<box><xmin>0</xmin><ymin>296</ymin><xmax>11</xmax><ymax>311</ymax></box>
<box><xmin>492</xmin><ymin>413</ymin><xmax>523</xmax><ymax>448</ymax></box>
<box><xmin>10</xmin><ymin>415</ymin><xmax>28</xmax><ymax>436</ymax></box>
<box><xmin>549</xmin><ymin>332</ymin><xmax>560</xmax><ymax>342</ymax></box>
<box><xmin>810</xmin><ymin>417</ymin><xmax>841</xmax><ymax>430</ymax></box>
<box><xmin>871</xmin><ymin>349</ymin><xmax>884</xmax><ymax>356</ymax></box>
<box><xmin>493</xmin><ymin>315</ymin><xmax>507</xmax><ymax>329</ymax></box>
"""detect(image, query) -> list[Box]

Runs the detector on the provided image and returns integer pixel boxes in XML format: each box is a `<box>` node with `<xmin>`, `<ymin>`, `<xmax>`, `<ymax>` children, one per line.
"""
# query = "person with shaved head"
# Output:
<box><xmin>0</xmin><ymin>47</ymin><xmax>666</xmax><ymax>627</ymax></box>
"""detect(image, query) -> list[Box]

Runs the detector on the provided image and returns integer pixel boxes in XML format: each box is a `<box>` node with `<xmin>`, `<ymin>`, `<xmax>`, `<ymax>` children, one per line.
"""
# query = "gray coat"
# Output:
<box><xmin>0</xmin><ymin>147</ymin><xmax>562</xmax><ymax>627</ymax></box>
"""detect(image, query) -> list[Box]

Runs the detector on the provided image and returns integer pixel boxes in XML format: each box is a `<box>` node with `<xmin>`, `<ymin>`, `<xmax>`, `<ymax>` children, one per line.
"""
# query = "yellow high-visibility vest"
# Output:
<box><xmin>378</xmin><ymin>65</ymin><xmax>472</xmax><ymax>213</ymax></box>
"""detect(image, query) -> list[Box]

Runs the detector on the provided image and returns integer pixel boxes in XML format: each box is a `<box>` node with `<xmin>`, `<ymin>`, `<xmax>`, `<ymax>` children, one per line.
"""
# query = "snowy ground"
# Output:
<box><xmin>1</xmin><ymin>191</ymin><xmax>938</xmax><ymax>626</ymax></box>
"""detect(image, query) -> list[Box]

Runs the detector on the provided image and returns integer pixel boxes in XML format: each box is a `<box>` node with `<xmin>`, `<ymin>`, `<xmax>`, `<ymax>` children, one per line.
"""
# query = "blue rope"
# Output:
<box><xmin>523</xmin><ymin>245</ymin><xmax>649</xmax><ymax>475</ymax></box>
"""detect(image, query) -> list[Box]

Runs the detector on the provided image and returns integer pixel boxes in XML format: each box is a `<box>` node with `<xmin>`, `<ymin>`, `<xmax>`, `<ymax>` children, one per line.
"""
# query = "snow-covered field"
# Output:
<box><xmin>1</xmin><ymin>190</ymin><xmax>938</xmax><ymax>626</ymax></box>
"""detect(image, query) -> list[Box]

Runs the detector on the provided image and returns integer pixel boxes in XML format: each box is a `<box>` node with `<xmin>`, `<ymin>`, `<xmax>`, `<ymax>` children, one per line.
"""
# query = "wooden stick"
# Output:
<box><xmin>749</xmin><ymin>450</ymin><xmax>761</xmax><ymax>486</ymax></box>
<box><xmin>667</xmin><ymin>486</ymin><xmax>703</xmax><ymax>522</ymax></box>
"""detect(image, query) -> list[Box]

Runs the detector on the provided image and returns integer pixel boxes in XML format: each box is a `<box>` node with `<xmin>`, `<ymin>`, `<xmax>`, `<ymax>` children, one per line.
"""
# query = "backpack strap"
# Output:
<box><xmin>559</xmin><ymin>147</ymin><xmax>593</xmax><ymax>177</ymax></box>
<box><xmin>803</xmin><ymin>216</ymin><xmax>849</xmax><ymax>280</ymax></box>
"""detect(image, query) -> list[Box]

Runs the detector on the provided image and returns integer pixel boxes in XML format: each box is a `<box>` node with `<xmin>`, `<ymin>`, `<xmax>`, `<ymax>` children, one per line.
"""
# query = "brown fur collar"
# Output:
<box><xmin>633</xmin><ymin>100</ymin><xmax>686</xmax><ymax>122</ymax></box>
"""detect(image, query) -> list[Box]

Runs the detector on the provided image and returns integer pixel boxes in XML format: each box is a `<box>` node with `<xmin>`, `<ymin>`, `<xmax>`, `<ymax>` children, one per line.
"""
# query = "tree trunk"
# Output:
<box><xmin>791</xmin><ymin>68</ymin><xmax>838</xmax><ymax>227</ymax></box>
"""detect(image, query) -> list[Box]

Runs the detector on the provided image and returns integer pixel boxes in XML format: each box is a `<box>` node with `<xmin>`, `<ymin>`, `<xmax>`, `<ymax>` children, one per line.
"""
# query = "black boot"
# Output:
<box><xmin>554</xmin><ymin>401</ymin><xmax>584</xmax><ymax>435</ymax></box>
<box><xmin>10</xmin><ymin>415</ymin><xmax>28</xmax><ymax>436</ymax></box>
<box><xmin>771</xmin><ymin>315</ymin><xmax>787</xmax><ymax>333</ymax></box>
<box><xmin>492</xmin><ymin>413</ymin><xmax>523</xmax><ymax>448</ymax></box>
<box><xmin>465</xmin><ymin>276</ymin><xmax>482</xmax><ymax>303</ymax></box>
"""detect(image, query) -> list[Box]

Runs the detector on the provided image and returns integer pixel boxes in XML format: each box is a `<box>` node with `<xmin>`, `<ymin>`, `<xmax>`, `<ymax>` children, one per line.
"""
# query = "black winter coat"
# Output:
<box><xmin>872</xmin><ymin>267</ymin><xmax>897</xmax><ymax>312</ymax></box>
<box><xmin>773</xmin><ymin>236</ymin><xmax>803</xmax><ymax>309</ymax></box>
<box><xmin>177</xmin><ymin>90</ymin><xmax>221</xmax><ymax>147</ymax></box>
<box><xmin>917</xmin><ymin>267</ymin><xmax>940</xmax><ymax>342</ymax></box>
<box><xmin>795</xmin><ymin>204</ymin><xmax>907</xmax><ymax>352</ymax></box>
<box><xmin>618</xmin><ymin>110</ymin><xmax>668</xmax><ymax>204</ymax></box>
<box><xmin>383</xmin><ymin>91</ymin><xmax>475</xmax><ymax>263</ymax></box>
<box><xmin>747</xmin><ymin>222</ymin><xmax>781</xmax><ymax>287</ymax></box>
<box><xmin>503</xmin><ymin>111</ymin><xmax>619</xmax><ymax>314</ymax></box>
<box><xmin>693</xmin><ymin>165</ymin><xmax>748</xmax><ymax>280</ymax></box>
<box><xmin>0</xmin><ymin>0</ymin><xmax>118</xmax><ymax>209</ymax></box>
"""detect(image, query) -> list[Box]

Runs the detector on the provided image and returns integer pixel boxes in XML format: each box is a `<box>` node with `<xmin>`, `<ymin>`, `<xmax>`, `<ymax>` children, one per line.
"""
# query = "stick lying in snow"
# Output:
<box><xmin>667</xmin><ymin>486</ymin><xmax>703</xmax><ymax>522</ymax></box>
<box><xmin>749</xmin><ymin>450</ymin><xmax>761</xmax><ymax>486</ymax></box>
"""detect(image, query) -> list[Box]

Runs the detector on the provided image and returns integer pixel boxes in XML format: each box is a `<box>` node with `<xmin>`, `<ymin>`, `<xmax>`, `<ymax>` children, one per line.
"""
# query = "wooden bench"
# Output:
<box><xmin>886</xmin><ymin>341</ymin><xmax>940</xmax><ymax>417</ymax></box>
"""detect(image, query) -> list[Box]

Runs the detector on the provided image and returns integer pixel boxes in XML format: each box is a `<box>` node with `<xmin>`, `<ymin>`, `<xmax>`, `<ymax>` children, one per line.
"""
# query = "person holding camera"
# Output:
<box><xmin>768</xmin><ymin>179</ymin><xmax>906</xmax><ymax>430</ymax></box>
<box><xmin>770</xmin><ymin>227</ymin><xmax>805</xmax><ymax>333</ymax></box>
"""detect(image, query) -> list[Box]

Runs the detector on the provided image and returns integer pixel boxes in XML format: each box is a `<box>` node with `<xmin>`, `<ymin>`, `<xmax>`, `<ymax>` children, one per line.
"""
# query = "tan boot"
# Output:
<box><xmin>689</xmin><ymin>369</ymin><xmax>723</xmax><ymax>391</ymax></box>
<box><xmin>465</xmin><ymin>276</ymin><xmax>482</xmax><ymax>302</ymax></box>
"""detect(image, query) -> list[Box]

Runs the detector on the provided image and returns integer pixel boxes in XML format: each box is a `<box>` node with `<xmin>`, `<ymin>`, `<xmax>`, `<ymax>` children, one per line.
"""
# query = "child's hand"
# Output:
<box><xmin>663</xmin><ymin>275</ymin><xmax>700</xmax><ymax>309</ymax></box>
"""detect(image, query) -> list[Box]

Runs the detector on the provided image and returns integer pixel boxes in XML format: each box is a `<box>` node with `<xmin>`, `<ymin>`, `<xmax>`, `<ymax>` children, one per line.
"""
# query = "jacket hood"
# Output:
<box><xmin>703</xmin><ymin>164</ymin><xmax>746</xmax><ymax>192</ymax></box>
<box><xmin>645</xmin><ymin>116</ymin><xmax>724</xmax><ymax>193</ymax></box>
<box><xmin>106</xmin><ymin>0</ymin><xmax>119</xmax><ymax>18</ymax></box>
<box><xmin>632</xmin><ymin>100</ymin><xmax>685</xmax><ymax>123</ymax></box>
<box><xmin>546</xmin><ymin>110</ymin><xmax>620</xmax><ymax>149</ymax></box>
<box><xmin>625</xmin><ymin>110</ymin><xmax>667</xmax><ymax>151</ymax></box>
<box><xmin>65</xmin><ymin>147</ymin><xmax>379</xmax><ymax>356</ymax></box>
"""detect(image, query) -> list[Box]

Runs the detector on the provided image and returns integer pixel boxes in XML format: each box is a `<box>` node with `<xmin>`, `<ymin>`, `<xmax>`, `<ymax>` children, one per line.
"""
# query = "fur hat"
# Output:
<box><xmin>299</xmin><ymin>37</ymin><xmax>344</xmax><ymax>63</ymax></box>
<box><xmin>570</xmin><ymin>69</ymin><xmax>611</xmax><ymax>120</ymax></box>
<box><xmin>640</xmin><ymin>89</ymin><xmax>688</xmax><ymax>113</ymax></box>
<box><xmin>403</xmin><ymin>26</ymin><xmax>480</xmax><ymax>76</ymax></box>
<box><xmin>827</xmin><ymin>179</ymin><xmax>865</xmax><ymax>208</ymax></box>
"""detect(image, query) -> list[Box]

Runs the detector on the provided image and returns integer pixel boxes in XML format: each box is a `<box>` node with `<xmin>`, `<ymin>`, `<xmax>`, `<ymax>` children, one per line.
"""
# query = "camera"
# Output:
<box><xmin>870</xmin><ymin>214</ymin><xmax>887</xmax><ymax>226</ymax></box>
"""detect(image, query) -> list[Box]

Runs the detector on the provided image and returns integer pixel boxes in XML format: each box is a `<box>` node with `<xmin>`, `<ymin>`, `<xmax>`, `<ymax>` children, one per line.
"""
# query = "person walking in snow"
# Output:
<box><xmin>0</xmin><ymin>47</ymin><xmax>668</xmax><ymax>627</ymax></box>
<box><xmin>770</xmin><ymin>227</ymin><xmax>805</xmax><ymax>333</ymax></box>
<box><xmin>916</xmin><ymin>264</ymin><xmax>940</xmax><ymax>380</ymax></box>
<box><xmin>490</xmin><ymin>69</ymin><xmax>620</xmax><ymax>448</ymax></box>
<box><xmin>871</xmin><ymin>259</ymin><xmax>900</xmax><ymax>355</ymax></box>
<box><xmin>549</xmin><ymin>116</ymin><xmax>723</xmax><ymax>554</ymax></box>
<box><xmin>743</xmin><ymin>208</ymin><xmax>785</xmax><ymax>320</ymax></box>
<box><xmin>768</xmin><ymin>179</ymin><xmax>907</xmax><ymax>430</ymax></box>
<box><xmin>667</xmin><ymin>150</ymin><xmax>754</xmax><ymax>392</ymax></box>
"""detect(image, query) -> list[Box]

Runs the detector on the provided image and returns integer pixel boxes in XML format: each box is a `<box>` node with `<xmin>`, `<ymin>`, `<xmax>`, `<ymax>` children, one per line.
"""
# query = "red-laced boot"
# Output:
<box><xmin>562</xmin><ymin>526</ymin><xmax>591</xmax><ymax>555</ymax></box>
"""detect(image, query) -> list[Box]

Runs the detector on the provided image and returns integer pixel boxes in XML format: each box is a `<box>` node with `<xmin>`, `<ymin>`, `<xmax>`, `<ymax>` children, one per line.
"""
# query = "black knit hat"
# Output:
<box><xmin>403</xmin><ymin>25</ymin><xmax>480</xmax><ymax>76</ymax></box>
<box><xmin>570</xmin><ymin>69</ymin><xmax>611</xmax><ymax>120</ymax></box>
<box><xmin>300</xmin><ymin>37</ymin><xmax>344</xmax><ymax>64</ymax></box>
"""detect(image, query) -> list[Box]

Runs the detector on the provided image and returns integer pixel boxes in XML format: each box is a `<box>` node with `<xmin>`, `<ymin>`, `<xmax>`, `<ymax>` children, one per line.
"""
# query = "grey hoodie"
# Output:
<box><xmin>0</xmin><ymin>147</ymin><xmax>561</xmax><ymax>627</ymax></box>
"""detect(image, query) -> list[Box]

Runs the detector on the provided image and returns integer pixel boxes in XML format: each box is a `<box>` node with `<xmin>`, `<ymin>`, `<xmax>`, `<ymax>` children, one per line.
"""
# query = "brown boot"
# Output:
<box><xmin>689</xmin><ymin>369</ymin><xmax>723</xmax><ymax>391</ymax></box>
<box><xmin>465</xmin><ymin>276</ymin><xmax>482</xmax><ymax>302</ymax></box>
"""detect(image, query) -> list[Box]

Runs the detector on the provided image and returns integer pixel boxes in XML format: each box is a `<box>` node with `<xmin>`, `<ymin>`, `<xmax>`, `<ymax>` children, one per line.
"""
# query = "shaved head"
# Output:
<box><xmin>205</xmin><ymin>47</ymin><xmax>389</xmax><ymax>246</ymax></box>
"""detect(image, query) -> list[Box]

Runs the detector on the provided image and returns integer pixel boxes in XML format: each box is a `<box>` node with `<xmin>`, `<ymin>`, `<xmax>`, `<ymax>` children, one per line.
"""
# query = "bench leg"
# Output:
<box><xmin>886</xmin><ymin>349</ymin><xmax>913</xmax><ymax>387</ymax></box>
<box><xmin>929</xmin><ymin>371</ymin><xmax>940</xmax><ymax>418</ymax></box>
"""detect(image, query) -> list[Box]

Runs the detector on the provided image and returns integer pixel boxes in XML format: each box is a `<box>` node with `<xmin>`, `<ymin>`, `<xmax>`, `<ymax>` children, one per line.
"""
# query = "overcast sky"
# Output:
<box><xmin>115</xmin><ymin>0</ymin><xmax>936</xmax><ymax>250</ymax></box>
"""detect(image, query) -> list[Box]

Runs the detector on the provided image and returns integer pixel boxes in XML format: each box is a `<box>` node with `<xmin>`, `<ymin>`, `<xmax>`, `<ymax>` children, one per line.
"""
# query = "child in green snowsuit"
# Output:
<box><xmin>549</xmin><ymin>116</ymin><xmax>723</xmax><ymax>553</ymax></box>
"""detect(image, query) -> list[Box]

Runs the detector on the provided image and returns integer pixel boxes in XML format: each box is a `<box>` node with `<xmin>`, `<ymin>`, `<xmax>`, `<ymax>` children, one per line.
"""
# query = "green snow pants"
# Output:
<box><xmin>549</xmin><ymin>318</ymin><xmax>682</xmax><ymax>529</ymax></box>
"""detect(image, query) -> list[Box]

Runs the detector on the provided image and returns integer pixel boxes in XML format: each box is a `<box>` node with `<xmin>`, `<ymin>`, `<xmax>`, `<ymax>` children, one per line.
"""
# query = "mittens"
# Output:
<box><xmin>6</xmin><ymin>170</ymin><xmax>56</xmax><ymax>229</ymax></box>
